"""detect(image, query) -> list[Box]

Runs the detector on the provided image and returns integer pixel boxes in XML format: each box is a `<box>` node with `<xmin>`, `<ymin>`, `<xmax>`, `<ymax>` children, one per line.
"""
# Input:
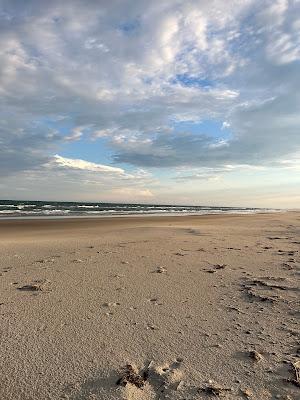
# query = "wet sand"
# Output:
<box><xmin>0</xmin><ymin>212</ymin><xmax>299</xmax><ymax>399</ymax></box>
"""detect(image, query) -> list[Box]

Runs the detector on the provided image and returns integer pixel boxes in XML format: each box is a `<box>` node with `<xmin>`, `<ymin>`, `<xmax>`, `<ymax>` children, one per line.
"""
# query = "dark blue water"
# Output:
<box><xmin>0</xmin><ymin>199</ymin><xmax>278</xmax><ymax>218</ymax></box>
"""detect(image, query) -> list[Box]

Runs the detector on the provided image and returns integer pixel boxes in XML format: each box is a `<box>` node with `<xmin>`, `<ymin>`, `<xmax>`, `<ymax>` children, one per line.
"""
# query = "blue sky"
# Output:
<box><xmin>0</xmin><ymin>0</ymin><xmax>300</xmax><ymax>207</ymax></box>
<box><xmin>58</xmin><ymin>120</ymin><xmax>231</xmax><ymax>164</ymax></box>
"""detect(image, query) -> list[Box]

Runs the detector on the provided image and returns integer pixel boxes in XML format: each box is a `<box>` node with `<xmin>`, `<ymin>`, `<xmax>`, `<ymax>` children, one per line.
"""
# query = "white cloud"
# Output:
<box><xmin>110</xmin><ymin>187</ymin><xmax>154</xmax><ymax>198</ymax></box>
<box><xmin>208</xmin><ymin>139</ymin><xmax>229</xmax><ymax>149</ymax></box>
<box><xmin>64</xmin><ymin>127</ymin><xmax>84</xmax><ymax>142</ymax></box>
<box><xmin>92</xmin><ymin>128</ymin><xmax>115</xmax><ymax>139</ymax></box>
<box><xmin>84</xmin><ymin>38</ymin><xmax>109</xmax><ymax>52</ymax></box>
<box><xmin>222</xmin><ymin>121</ymin><xmax>230</xmax><ymax>129</ymax></box>
<box><xmin>52</xmin><ymin>155</ymin><xmax>126</xmax><ymax>175</ymax></box>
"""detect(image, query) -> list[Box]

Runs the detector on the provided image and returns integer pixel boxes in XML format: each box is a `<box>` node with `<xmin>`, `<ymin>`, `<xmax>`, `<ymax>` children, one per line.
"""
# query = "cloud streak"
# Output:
<box><xmin>52</xmin><ymin>155</ymin><xmax>126</xmax><ymax>175</ymax></box>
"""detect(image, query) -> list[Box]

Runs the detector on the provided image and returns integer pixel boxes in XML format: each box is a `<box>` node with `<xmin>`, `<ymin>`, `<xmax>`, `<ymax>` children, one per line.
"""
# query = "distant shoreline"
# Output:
<box><xmin>0</xmin><ymin>209</ymin><xmax>285</xmax><ymax>221</ymax></box>
<box><xmin>0</xmin><ymin>199</ymin><xmax>282</xmax><ymax>219</ymax></box>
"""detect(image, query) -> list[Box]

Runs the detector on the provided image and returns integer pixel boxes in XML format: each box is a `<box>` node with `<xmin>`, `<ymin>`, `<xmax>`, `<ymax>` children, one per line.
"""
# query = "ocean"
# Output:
<box><xmin>0</xmin><ymin>200</ymin><xmax>279</xmax><ymax>218</ymax></box>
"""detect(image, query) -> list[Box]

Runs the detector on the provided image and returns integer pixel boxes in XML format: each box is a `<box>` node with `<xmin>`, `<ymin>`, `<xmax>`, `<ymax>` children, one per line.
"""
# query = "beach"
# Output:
<box><xmin>0</xmin><ymin>212</ymin><xmax>299</xmax><ymax>399</ymax></box>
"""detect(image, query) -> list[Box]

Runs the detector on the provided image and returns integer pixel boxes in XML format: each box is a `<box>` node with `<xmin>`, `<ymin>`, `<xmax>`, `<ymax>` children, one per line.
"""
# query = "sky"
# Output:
<box><xmin>0</xmin><ymin>0</ymin><xmax>300</xmax><ymax>208</ymax></box>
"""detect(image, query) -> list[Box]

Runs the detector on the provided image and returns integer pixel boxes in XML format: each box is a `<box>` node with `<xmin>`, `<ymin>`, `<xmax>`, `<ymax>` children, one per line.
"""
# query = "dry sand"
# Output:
<box><xmin>0</xmin><ymin>212</ymin><xmax>299</xmax><ymax>399</ymax></box>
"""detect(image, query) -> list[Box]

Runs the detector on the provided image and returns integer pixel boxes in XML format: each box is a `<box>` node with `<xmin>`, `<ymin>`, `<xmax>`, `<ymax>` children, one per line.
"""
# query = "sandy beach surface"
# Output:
<box><xmin>0</xmin><ymin>212</ymin><xmax>299</xmax><ymax>400</ymax></box>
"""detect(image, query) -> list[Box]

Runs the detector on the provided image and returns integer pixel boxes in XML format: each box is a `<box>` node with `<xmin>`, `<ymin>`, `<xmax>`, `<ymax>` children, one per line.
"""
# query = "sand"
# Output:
<box><xmin>0</xmin><ymin>212</ymin><xmax>299</xmax><ymax>399</ymax></box>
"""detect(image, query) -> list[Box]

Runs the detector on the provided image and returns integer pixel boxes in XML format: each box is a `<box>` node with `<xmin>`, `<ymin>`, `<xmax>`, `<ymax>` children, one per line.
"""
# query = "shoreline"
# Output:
<box><xmin>0</xmin><ymin>200</ymin><xmax>285</xmax><ymax>221</ymax></box>
<box><xmin>0</xmin><ymin>208</ymin><xmax>285</xmax><ymax>220</ymax></box>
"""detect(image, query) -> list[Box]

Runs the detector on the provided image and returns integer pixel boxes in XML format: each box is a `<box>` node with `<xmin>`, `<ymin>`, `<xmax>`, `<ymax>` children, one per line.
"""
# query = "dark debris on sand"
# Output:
<box><xmin>199</xmin><ymin>384</ymin><xmax>232</xmax><ymax>396</ymax></box>
<box><xmin>17</xmin><ymin>284</ymin><xmax>43</xmax><ymax>291</ymax></box>
<box><xmin>249</xmin><ymin>350</ymin><xmax>263</xmax><ymax>362</ymax></box>
<box><xmin>205</xmin><ymin>264</ymin><xmax>227</xmax><ymax>273</ymax></box>
<box><xmin>116</xmin><ymin>364</ymin><xmax>147</xmax><ymax>389</ymax></box>
<box><xmin>286</xmin><ymin>361</ymin><xmax>300</xmax><ymax>388</ymax></box>
<box><xmin>17</xmin><ymin>280</ymin><xmax>49</xmax><ymax>292</ymax></box>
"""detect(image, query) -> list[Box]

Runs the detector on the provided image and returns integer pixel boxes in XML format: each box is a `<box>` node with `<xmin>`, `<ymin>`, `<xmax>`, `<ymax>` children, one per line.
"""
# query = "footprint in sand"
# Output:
<box><xmin>117</xmin><ymin>359</ymin><xmax>185</xmax><ymax>399</ymax></box>
<box><xmin>240</xmin><ymin>275</ymin><xmax>299</xmax><ymax>304</ymax></box>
